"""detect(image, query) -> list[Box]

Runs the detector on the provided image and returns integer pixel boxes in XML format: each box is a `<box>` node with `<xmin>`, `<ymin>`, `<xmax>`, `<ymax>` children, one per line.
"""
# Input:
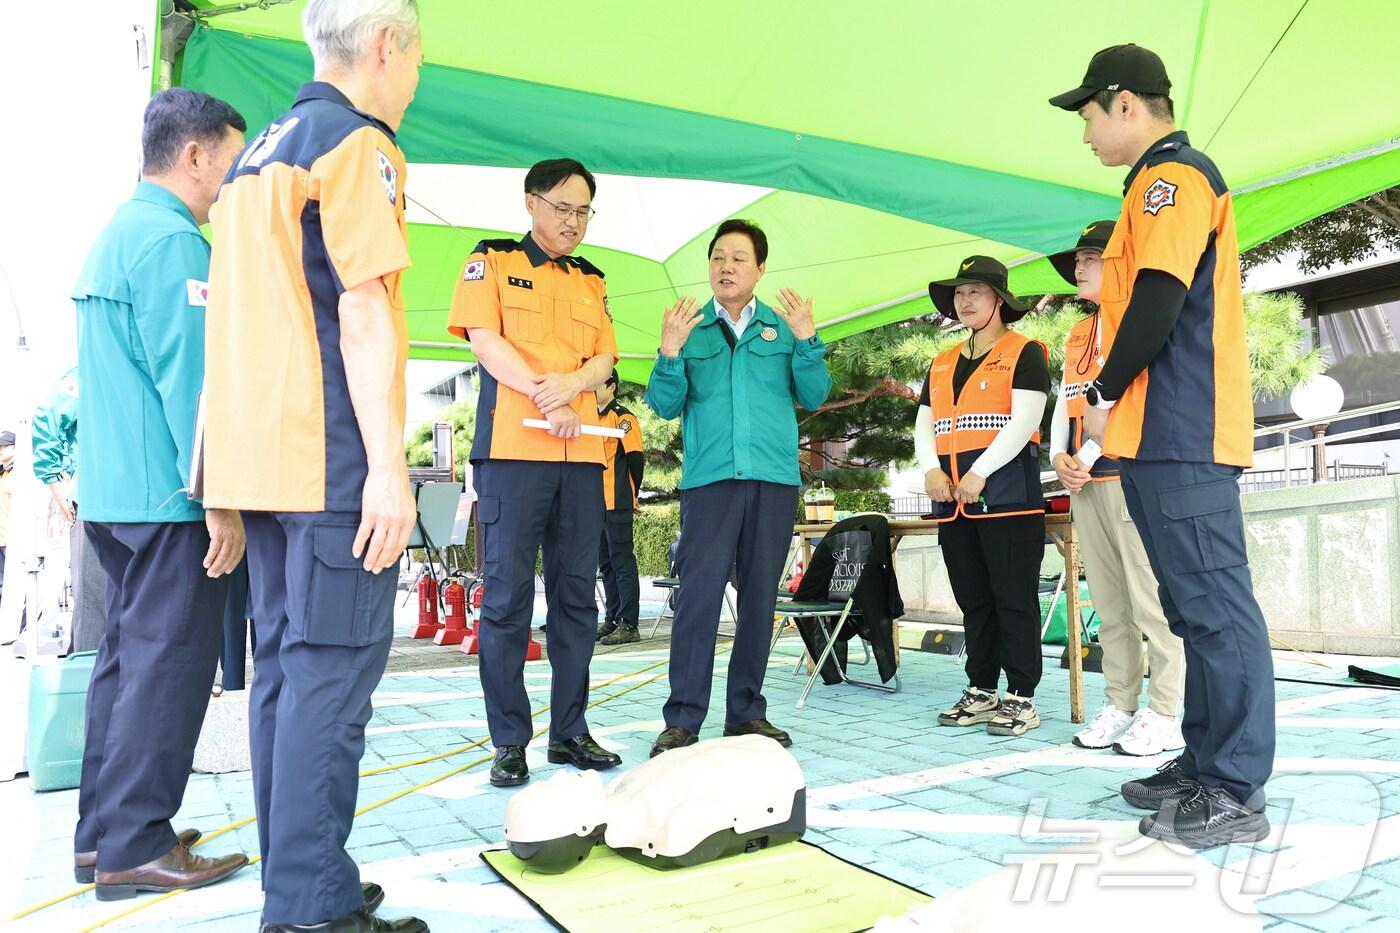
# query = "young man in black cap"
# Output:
<box><xmin>1050</xmin><ymin>44</ymin><xmax>1274</xmax><ymax>849</ymax></box>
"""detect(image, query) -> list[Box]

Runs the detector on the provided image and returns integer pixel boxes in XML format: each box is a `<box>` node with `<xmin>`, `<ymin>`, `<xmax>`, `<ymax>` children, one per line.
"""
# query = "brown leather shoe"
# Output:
<box><xmin>75</xmin><ymin>828</ymin><xmax>203</xmax><ymax>884</ymax></box>
<box><xmin>94</xmin><ymin>843</ymin><xmax>248</xmax><ymax>900</ymax></box>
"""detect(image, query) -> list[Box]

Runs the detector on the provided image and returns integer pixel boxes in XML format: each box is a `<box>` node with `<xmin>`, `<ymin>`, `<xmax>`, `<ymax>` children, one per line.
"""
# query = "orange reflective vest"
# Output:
<box><xmin>926</xmin><ymin>330</ymin><xmax>1047</xmax><ymax>522</ymax></box>
<box><xmin>1061</xmin><ymin>312</ymin><xmax>1120</xmax><ymax>480</ymax></box>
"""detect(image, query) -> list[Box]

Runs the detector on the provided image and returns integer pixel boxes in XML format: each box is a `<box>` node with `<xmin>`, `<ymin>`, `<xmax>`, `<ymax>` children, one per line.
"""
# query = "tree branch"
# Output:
<box><xmin>799</xmin><ymin>376</ymin><xmax>917</xmax><ymax>426</ymax></box>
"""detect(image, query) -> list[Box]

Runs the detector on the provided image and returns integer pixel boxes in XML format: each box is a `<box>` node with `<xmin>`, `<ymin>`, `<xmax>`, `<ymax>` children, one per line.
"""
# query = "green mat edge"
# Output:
<box><xmin>480</xmin><ymin>839</ymin><xmax>932</xmax><ymax>933</ymax></box>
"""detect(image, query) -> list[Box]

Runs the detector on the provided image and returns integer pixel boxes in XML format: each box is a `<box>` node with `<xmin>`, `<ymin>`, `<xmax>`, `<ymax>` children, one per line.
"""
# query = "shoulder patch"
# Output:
<box><xmin>463</xmin><ymin>260</ymin><xmax>485</xmax><ymax>282</ymax></box>
<box><xmin>1143</xmin><ymin>178</ymin><xmax>1178</xmax><ymax>215</ymax></box>
<box><xmin>186</xmin><ymin>279</ymin><xmax>209</xmax><ymax>306</ymax></box>
<box><xmin>618</xmin><ymin>418</ymin><xmax>634</xmax><ymax>435</ymax></box>
<box><xmin>376</xmin><ymin>149</ymin><xmax>398</xmax><ymax>205</ymax></box>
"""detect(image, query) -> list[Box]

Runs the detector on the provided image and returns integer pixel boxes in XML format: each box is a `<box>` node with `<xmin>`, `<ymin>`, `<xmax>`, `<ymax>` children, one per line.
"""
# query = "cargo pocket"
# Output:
<box><xmin>476</xmin><ymin>496</ymin><xmax>500</xmax><ymax>565</ymax></box>
<box><xmin>304</xmin><ymin>524</ymin><xmax>386</xmax><ymax>648</ymax></box>
<box><xmin>1157</xmin><ymin>480</ymin><xmax>1247</xmax><ymax>576</ymax></box>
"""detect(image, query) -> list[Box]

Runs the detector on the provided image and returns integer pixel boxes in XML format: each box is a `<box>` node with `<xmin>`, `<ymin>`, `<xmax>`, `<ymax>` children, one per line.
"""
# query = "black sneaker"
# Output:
<box><xmin>595</xmin><ymin>619</ymin><xmax>618</xmax><ymax>641</ymax></box>
<box><xmin>1120</xmin><ymin>756</ymin><xmax>1199</xmax><ymax>811</ymax></box>
<box><xmin>599</xmin><ymin>624</ymin><xmax>640</xmax><ymax>646</ymax></box>
<box><xmin>1140</xmin><ymin>784</ymin><xmax>1271</xmax><ymax>849</ymax></box>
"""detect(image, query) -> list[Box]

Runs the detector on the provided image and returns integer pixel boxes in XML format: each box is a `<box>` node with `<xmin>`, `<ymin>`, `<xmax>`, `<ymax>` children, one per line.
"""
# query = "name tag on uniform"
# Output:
<box><xmin>507</xmin><ymin>276</ymin><xmax>533</xmax><ymax>289</ymax></box>
<box><xmin>186</xmin><ymin>279</ymin><xmax>209</xmax><ymax>306</ymax></box>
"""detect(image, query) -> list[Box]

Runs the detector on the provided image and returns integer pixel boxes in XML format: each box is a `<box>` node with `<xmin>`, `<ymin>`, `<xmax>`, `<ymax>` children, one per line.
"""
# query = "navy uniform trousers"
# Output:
<box><xmin>475</xmin><ymin>460</ymin><xmax>604</xmax><ymax>747</ymax></box>
<box><xmin>74</xmin><ymin>520</ymin><xmax>228</xmax><ymax>871</ymax></box>
<box><xmin>598</xmin><ymin>508</ymin><xmax>641</xmax><ymax>626</ymax></box>
<box><xmin>1120</xmin><ymin>459</ymin><xmax>1275</xmax><ymax>809</ymax></box>
<box><xmin>665</xmin><ymin>480</ymin><xmax>797</xmax><ymax>733</ymax></box>
<box><xmin>244</xmin><ymin>512</ymin><xmax>397</xmax><ymax>926</ymax></box>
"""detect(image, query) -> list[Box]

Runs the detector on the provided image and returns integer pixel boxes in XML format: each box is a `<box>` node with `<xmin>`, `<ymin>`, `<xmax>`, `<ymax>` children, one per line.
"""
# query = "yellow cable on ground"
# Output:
<box><xmin>71</xmin><ymin>663</ymin><xmax>687</xmax><ymax>932</ymax></box>
<box><xmin>1268</xmin><ymin>632</ymin><xmax>1332</xmax><ymax>669</ymax></box>
<box><xmin>9</xmin><ymin>651</ymin><xmax>680</xmax><ymax>923</ymax></box>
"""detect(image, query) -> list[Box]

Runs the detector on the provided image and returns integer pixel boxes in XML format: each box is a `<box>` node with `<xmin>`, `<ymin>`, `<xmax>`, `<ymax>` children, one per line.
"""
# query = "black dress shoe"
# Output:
<box><xmin>489</xmin><ymin>746</ymin><xmax>529</xmax><ymax>787</ymax></box>
<box><xmin>723</xmin><ymin>718</ymin><xmax>792</xmax><ymax>747</ymax></box>
<box><xmin>1120</xmin><ymin>756</ymin><xmax>1199</xmax><ymax>810</ymax></box>
<box><xmin>547</xmin><ymin>733</ymin><xmax>622</xmax><ymax>770</ymax></box>
<box><xmin>649</xmin><ymin>726</ymin><xmax>698</xmax><ymax>758</ymax></box>
<box><xmin>362</xmin><ymin>882</ymin><xmax>384</xmax><ymax>913</ymax></box>
<box><xmin>1140</xmin><ymin>784</ymin><xmax>1270</xmax><ymax>849</ymax></box>
<box><xmin>260</xmin><ymin>906</ymin><xmax>428</xmax><ymax>932</ymax></box>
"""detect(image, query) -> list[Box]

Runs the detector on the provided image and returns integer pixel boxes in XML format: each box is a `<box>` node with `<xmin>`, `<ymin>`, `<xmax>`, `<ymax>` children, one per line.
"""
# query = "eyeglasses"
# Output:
<box><xmin>533</xmin><ymin>193</ymin><xmax>595</xmax><ymax>223</ymax></box>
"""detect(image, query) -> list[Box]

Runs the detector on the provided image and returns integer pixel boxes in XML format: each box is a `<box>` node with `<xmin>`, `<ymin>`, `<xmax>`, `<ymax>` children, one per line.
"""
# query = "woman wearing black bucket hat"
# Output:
<box><xmin>1047</xmin><ymin>221</ymin><xmax>1186</xmax><ymax>758</ymax></box>
<box><xmin>914</xmin><ymin>255</ymin><xmax>1050</xmax><ymax>737</ymax></box>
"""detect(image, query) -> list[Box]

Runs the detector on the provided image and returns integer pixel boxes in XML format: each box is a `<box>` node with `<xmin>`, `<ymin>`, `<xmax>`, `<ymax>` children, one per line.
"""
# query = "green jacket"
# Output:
<box><xmin>70</xmin><ymin>182</ymin><xmax>210</xmax><ymax>523</ymax></box>
<box><xmin>31</xmin><ymin>367</ymin><xmax>78</xmax><ymax>486</ymax></box>
<box><xmin>645</xmin><ymin>298</ymin><xmax>830</xmax><ymax>489</ymax></box>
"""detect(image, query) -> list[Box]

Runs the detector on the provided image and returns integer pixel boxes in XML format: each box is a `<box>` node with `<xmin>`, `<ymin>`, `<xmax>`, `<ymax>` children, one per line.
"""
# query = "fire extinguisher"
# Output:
<box><xmin>443</xmin><ymin>579</ymin><xmax>467</xmax><ymax>629</ymax></box>
<box><xmin>418</xmin><ymin>575</ymin><xmax>440</xmax><ymax>629</ymax></box>
<box><xmin>469</xmin><ymin>579</ymin><xmax>485</xmax><ymax>610</ymax></box>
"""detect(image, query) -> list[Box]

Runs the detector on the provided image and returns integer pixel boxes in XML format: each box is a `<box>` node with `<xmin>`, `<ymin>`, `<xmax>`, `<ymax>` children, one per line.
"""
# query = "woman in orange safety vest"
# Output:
<box><xmin>914</xmin><ymin>255</ymin><xmax>1050</xmax><ymax>737</ymax></box>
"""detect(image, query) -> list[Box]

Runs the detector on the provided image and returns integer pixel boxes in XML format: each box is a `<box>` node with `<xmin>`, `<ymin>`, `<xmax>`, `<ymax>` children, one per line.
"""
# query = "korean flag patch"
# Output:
<box><xmin>1143</xmin><ymin>178</ymin><xmax>1178</xmax><ymax>215</ymax></box>
<box><xmin>376</xmin><ymin>149</ymin><xmax>398</xmax><ymax>205</ymax></box>
<box><xmin>463</xmin><ymin>260</ymin><xmax>485</xmax><ymax>282</ymax></box>
<box><xmin>186</xmin><ymin>279</ymin><xmax>209</xmax><ymax>306</ymax></box>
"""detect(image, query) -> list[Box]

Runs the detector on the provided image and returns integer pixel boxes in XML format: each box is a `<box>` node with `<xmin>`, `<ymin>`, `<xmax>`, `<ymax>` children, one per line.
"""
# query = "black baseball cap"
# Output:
<box><xmin>1049</xmin><ymin>44</ymin><xmax>1171</xmax><ymax>111</ymax></box>
<box><xmin>1047</xmin><ymin>220</ymin><xmax>1116</xmax><ymax>285</ymax></box>
<box><xmin>928</xmin><ymin>255</ymin><xmax>1028</xmax><ymax>323</ymax></box>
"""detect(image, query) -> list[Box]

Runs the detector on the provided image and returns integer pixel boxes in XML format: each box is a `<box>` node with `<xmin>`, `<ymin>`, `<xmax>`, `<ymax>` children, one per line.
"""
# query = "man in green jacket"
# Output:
<box><xmin>644</xmin><ymin>219</ymin><xmax>831</xmax><ymax>757</ymax></box>
<box><xmin>30</xmin><ymin>367</ymin><xmax>111</xmax><ymax>653</ymax></box>
<box><xmin>69</xmin><ymin>87</ymin><xmax>249</xmax><ymax>899</ymax></box>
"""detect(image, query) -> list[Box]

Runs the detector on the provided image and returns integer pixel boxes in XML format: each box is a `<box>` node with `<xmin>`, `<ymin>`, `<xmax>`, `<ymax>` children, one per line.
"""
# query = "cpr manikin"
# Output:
<box><xmin>503</xmin><ymin>735</ymin><xmax>806</xmax><ymax>872</ymax></box>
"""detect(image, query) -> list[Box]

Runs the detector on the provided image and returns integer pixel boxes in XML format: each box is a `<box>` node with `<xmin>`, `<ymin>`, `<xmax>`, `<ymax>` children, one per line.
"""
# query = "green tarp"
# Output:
<box><xmin>177</xmin><ymin>1</ymin><xmax>1400</xmax><ymax>380</ymax></box>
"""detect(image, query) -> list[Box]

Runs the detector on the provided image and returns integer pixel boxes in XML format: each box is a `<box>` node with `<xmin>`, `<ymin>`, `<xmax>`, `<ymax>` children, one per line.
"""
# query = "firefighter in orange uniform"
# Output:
<box><xmin>447</xmin><ymin>158</ymin><xmax>622</xmax><ymax>789</ymax></box>
<box><xmin>594</xmin><ymin>370</ymin><xmax>646</xmax><ymax>645</ymax></box>
<box><xmin>914</xmin><ymin>256</ymin><xmax>1050</xmax><ymax>738</ymax></box>
<box><xmin>1051</xmin><ymin>43</ymin><xmax>1274</xmax><ymax>849</ymax></box>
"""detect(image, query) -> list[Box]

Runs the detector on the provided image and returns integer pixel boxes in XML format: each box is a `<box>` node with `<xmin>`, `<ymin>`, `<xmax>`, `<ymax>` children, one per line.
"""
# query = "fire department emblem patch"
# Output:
<box><xmin>1143</xmin><ymin>178</ymin><xmax>1178</xmax><ymax>215</ymax></box>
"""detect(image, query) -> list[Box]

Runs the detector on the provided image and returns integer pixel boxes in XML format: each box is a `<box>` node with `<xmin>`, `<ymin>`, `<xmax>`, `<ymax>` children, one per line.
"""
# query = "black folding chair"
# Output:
<box><xmin>770</xmin><ymin>514</ymin><xmax>902</xmax><ymax>709</ymax></box>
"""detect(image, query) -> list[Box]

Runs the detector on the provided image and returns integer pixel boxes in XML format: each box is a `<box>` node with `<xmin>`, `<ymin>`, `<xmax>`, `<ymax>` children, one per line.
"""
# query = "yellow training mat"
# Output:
<box><xmin>481</xmin><ymin>840</ymin><xmax>932</xmax><ymax>933</ymax></box>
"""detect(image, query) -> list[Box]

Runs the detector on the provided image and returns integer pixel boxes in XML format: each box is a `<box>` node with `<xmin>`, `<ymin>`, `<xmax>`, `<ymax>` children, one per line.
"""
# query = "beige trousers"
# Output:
<box><xmin>1071</xmin><ymin>478</ymin><xmax>1185</xmax><ymax>716</ymax></box>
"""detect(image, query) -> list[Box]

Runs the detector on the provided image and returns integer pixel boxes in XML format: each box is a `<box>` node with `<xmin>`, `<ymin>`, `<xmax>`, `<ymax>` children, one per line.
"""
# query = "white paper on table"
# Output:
<box><xmin>522</xmin><ymin>418</ymin><xmax>625</xmax><ymax>438</ymax></box>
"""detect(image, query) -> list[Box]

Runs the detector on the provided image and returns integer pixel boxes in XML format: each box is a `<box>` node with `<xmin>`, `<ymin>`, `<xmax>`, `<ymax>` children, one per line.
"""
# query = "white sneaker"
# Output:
<box><xmin>1072</xmin><ymin>704</ymin><xmax>1135</xmax><ymax>749</ymax></box>
<box><xmin>938</xmin><ymin>686</ymin><xmax>1000</xmax><ymax>726</ymax></box>
<box><xmin>1113</xmin><ymin>709</ymin><xmax>1186</xmax><ymax>757</ymax></box>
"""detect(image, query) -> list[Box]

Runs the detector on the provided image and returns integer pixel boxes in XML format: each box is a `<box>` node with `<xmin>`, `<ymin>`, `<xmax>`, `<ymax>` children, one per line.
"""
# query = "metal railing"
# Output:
<box><xmin>1250</xmin><ymin>398</ymin><xmax>1400</xmax><ymax>489</ymax></box>
<box><xmin>1239</xmin><ymin>462</ymin><xmax>1387</xmax><ymax>493</ymax></box>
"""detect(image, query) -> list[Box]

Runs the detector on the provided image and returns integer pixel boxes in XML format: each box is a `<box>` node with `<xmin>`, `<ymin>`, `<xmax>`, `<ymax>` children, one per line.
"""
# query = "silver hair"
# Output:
<box><xmin>303</xmin><ymin>0</ymin><xmax>419</xmax><ymax>70</ymax></box>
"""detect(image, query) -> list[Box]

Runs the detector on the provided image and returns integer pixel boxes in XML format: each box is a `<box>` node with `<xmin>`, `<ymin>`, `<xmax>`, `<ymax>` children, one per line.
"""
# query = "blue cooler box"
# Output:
<box><xmin>27</xmin><ymin>651</ymin><xmax>96</xmax><ymax>791</ymax></box>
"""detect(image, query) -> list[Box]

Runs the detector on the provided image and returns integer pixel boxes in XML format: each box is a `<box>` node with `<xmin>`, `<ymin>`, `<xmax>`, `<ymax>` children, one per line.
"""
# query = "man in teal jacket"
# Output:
<box><xmin>30</xmin><ymin>367</ymin><xmax>111</xmax><ymax>652</ymax></box>
<box><xmin>68</xmin><ymin>88</ymin><xmax>249</xmax><ymax>900</ymax></box>
<box><xmin>645</xmin><ymin>219</ymin><xmax>831</xmax><ymax>756</ymax></box>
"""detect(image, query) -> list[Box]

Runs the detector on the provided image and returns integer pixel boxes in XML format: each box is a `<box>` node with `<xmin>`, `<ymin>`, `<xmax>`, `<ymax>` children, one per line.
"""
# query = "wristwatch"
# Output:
<box><xmin>1084</xmin><ymin>381</ymin><xmax>1116</xmax><ymax>411</ymax></box>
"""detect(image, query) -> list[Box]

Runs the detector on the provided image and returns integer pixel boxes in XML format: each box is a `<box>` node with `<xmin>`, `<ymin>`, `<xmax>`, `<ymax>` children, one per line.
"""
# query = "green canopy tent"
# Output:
<box><xmin>174</xmin><ymin>0</ymin><xmax>1400</xmax><ymax>381</ymax></box>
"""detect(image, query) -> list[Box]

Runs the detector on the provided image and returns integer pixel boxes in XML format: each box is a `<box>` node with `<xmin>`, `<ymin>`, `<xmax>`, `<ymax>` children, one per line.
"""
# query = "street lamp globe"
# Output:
<box><xmin>1289</xmin><ymin>374</ymin><xmax>1344</xmax><ymax>422</ymax></box>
